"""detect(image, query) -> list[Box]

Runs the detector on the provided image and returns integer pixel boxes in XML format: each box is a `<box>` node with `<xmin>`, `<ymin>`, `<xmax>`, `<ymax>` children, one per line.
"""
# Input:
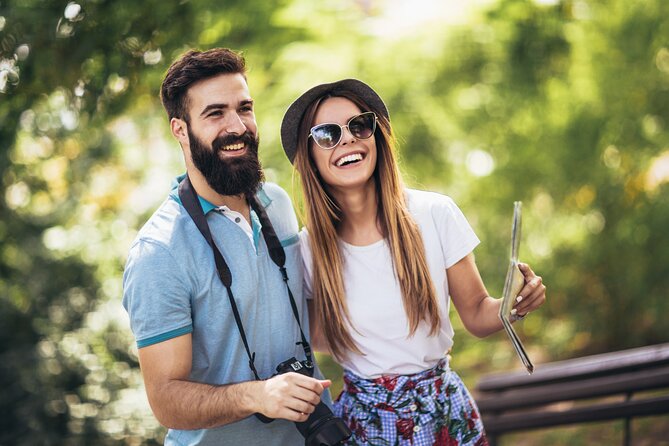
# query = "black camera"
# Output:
<box><xmin>256</xmin><ymin>357</ymin><xmax>351</xmax><ymax>446</ymax></box>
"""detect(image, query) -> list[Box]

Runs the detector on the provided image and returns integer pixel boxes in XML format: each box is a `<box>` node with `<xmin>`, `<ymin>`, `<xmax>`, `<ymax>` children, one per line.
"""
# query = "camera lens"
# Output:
<box><xmin>296</xmin><ymin>402</ymin><xmax>351</xmax><ymax>446</ymax></box>
<box><xmin>257</xmin><ymin>357</ymin><xmax>351</xmax><ymax>445</ymax></box>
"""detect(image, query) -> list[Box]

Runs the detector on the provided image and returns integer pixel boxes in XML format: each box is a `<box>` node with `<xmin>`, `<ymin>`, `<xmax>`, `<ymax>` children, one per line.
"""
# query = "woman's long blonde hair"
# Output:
<box><xmin>294</xmin><ymin>91</ymin><xmax>440</xmax><ymax>360</ymax></box>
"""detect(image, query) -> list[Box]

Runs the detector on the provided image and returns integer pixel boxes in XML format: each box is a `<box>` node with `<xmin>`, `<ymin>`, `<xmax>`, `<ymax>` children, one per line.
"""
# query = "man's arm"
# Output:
<box><xmin>138</xmin><ymin>333</ymin><xmax>331</xmax><ymax>430</ymax></box>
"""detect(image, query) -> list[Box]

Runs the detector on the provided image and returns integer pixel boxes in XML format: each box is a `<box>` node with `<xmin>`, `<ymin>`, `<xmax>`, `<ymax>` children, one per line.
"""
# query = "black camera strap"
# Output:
<box><xmin>178</xmin><ymin>175</ymin><xmax>312</xmax><ymax>380</ymax></box>
<box><xmin>247</xmin><ymin>194</ymin><xmax>313</xmax><ymax>364</ymax></box>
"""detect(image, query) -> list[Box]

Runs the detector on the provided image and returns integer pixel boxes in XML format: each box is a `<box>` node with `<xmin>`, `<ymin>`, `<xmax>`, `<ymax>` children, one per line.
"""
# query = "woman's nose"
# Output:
<box><xmin>340</xmin><ymin>126</ymin><xmax>356</xmax><ymax>145</ymax></box>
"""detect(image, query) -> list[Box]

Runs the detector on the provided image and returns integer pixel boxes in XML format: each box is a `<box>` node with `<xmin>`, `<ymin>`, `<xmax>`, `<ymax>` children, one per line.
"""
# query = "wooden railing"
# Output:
<box><xmin>475</xmin><ymin>343</ymin><xmax>669</xmax><ymax>446</ymax></box>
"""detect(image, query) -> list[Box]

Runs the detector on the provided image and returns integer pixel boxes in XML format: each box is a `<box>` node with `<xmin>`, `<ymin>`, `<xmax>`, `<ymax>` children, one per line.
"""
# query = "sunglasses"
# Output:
<box><xmin>309</xmin><ymin>111</ymin><xmax>377</xmax><ymax>150</ymax></box>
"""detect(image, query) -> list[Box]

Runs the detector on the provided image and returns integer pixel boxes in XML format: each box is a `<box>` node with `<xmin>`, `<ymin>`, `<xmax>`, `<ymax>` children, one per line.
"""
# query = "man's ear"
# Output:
<box><xmin>170</xmin><ymin>117</ymin><xmax>189</xmax><ymax>146</ymax></box>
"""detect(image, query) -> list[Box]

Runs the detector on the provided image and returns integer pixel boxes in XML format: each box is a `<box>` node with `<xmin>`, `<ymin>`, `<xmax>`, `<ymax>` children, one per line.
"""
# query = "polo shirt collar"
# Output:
<box><xmin>169</xmin><ymin>173</ymin><xmax>218</xmax><ymax>214</ymax></box>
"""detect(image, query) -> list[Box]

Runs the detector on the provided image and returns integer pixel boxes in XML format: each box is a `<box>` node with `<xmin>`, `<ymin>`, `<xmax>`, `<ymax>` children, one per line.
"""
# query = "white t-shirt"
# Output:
<box><xmin>300</xmin><ymin>189</ymin><xmax>480</xmax><ymax>378</ymax></box>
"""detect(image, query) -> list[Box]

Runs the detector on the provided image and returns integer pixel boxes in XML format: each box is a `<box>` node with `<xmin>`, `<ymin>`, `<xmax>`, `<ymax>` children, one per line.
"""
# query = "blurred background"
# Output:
<box><xmin>1</xmin><ymin>0</ymin><xmax>668</xmax><ymax>444</ymax></box>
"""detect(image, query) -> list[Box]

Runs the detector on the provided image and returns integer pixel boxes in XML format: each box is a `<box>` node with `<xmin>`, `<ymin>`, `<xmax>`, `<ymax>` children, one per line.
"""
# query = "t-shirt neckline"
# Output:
<box><xmin>339</xmin><ymin>237</ymin><xmax>386</xmax><ymax>251</ymax></box>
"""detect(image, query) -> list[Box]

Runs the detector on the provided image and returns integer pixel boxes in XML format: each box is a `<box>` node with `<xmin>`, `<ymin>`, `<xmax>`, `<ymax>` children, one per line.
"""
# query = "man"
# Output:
<box><xmin>122</xmin><ymin>48</ymin><xmax>330</xmax><ymax>445</ymax></box>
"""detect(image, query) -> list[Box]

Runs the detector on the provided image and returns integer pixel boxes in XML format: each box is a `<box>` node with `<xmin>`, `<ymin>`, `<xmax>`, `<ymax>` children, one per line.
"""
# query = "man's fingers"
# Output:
<box><xmin>258</xmin><ymin>373</ymin><xmax>326</xmax><ymax>420</ymax></box>
<box><xmin>277</xmin><ymin>407</ymin><xmax>311</xmax><ymax>423</ymax></box>
<box><xmin>291</xmin><ymin>374</ymin><xmax>330</xmax><ymax>396</ymax></box>
<box><xmin>287</xmin><ymin>398</ymin><xmax>316</xmax><ymax>415</ymax></box>
<box><xmin>291</xmin><ymin>385</ymin><xmax>322</xmax><ymax>406</ymax></box>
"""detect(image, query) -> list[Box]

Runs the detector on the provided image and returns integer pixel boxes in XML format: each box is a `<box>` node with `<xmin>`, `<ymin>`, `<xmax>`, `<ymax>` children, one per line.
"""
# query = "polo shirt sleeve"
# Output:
<box><xmin>122</xmin><ymin>238</ymin><xmax>193</xmax><ymax>348</ymax></box>
<box><xmin>432</xmin><ymin>194</ymin><xmax>480</xmax><ymax>268</ymax></box>
<box><xmin>259</xmin><ymin>182</ymin><xmax>299</xmax><ymax>245</ymax></box>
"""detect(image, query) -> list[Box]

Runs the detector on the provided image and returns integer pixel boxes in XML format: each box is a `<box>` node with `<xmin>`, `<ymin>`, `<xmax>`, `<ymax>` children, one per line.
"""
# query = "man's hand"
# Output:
<box><xmin>255</xmin><ymin>373</ymin><xmax>331</xmax><ymax>423</ymax></box>
<box><xmin>138</xmin><ymin>334</ymin><xmax>332</xmax><ymax>429</ymax></box>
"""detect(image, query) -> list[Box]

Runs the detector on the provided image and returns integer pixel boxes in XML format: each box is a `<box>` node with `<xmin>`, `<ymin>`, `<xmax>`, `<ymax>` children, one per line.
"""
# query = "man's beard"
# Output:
<box><xmin>188</xmin><ymin>127</ymin><xmax>264</xmax><ymax>197</ymax></box>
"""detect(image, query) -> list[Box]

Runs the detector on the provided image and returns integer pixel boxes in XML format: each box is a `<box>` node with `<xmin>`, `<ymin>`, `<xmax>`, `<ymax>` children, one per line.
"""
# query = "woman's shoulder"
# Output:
<box><xmin>298</xmin><ymin>227</ymin><xmax>315</xmax><ymax>270</ymax></box>
<box><xmin>405</xmin><ymin>188</ymin><xmax>459</xmax><ymax>213</ymax></box>
<box><xmin>298</xmin><ymin>227</ymin><xmax>310</xmax><ymax>243</ymax></box>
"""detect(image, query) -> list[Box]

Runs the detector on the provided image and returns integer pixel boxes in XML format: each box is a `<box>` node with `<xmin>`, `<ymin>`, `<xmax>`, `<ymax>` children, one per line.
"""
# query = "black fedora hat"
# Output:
<box><xmin>280</xmin><ymin>78</ymin><xmax>389</xmax><ymax>164</ymax></box>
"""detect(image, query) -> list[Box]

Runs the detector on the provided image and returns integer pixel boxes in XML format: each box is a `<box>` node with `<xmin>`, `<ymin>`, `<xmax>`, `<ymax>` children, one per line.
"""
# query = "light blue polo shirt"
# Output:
<box><xmin>123</xmin><ymin>176</ymin><xmax>326</xmax><ymax>445</ymax></box>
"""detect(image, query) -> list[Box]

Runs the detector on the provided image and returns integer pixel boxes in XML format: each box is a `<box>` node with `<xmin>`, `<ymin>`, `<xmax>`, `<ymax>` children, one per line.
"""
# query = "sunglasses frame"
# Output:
<box><xmin>308</xmin><ymin>111</ymin><xmax>378</xmax><ymax>150</ymax></box>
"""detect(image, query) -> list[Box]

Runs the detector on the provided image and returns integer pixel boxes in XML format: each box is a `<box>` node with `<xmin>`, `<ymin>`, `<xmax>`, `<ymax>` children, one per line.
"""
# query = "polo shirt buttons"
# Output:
<box><xmin>235</xmin><ymin>217</ymin><xmax>241</xmax><ymax>223</ymax></box>
<box><xmin>410</xmin><ymin>404</ymin><xmax>418</xmax><ymax>412</ymax></box>
<box><xmin>413</xmin><ymin>425</ymin><xmax>421</xmax><ymax>433</ymax></box>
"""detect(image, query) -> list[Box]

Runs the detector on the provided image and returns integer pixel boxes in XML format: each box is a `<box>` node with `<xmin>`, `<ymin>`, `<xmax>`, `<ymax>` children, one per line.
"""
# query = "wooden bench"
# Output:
<box><xmin>475</xmin><ymin>343</ymin><xmax>669</xmax><ymax>446</ymax></box>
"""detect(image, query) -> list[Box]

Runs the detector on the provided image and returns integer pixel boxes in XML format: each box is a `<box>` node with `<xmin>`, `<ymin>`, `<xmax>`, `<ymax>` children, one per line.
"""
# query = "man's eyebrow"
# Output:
<box><xmin>200</xmin><ymin>103</ymin><xmax>228</xmax><ymax>117</ymax></box>
<box><xmin>199</xmin><ymin>99</ymin><xmax>254</xmax><ymax>117</ymax></box>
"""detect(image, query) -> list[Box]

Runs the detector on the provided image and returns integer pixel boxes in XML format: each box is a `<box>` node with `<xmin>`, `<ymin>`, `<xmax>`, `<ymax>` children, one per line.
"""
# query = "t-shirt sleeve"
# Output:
<box><xmin>298</xmin><ymin>228</ymin><xmax>314</xmax><ymax>300</ymax></box>
<box><xmin>122</xmin><ymin>239</ymin><xmax>193</xmax><ymax>348</ymax></box>
<box><xmin>432</xmin><ymin>194</ymin><xmax>480</xmax><ymax>268</ymax></box>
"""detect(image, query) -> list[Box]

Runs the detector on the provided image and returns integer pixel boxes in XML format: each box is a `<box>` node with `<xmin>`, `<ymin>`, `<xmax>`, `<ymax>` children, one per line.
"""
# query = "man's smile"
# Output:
<box><xmin>221</xmin><ymin>142</ymin><xmax>245</xmax><ymax>151</ymax></box>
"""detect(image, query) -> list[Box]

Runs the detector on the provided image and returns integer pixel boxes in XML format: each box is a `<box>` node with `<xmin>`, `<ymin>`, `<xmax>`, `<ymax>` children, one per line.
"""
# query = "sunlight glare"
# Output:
<box><xmin>366</xmin><ymin>0</ymin><xmax>494</xmax><ymax>37</ymax></box>
<box><xmin>5</xmin><ymin>182</ymin><xmax>30</xmax><ymax>209</ymax></box>
<box><xmin>466</xmin><ymin>149</ymin><xmax>494</xmax><ymax>177</ymax></box>
<box><xmin>645</xmin><ymin>150</ymin><xmax>669</xmax><ymax>192</ymax></box>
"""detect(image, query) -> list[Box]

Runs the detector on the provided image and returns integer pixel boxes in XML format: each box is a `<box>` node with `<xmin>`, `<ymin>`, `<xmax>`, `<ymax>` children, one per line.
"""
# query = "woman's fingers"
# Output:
<box><xmin>514</xmin><ymin>263</ymin><xmax>546</xmax><ymax>316</ymax></box>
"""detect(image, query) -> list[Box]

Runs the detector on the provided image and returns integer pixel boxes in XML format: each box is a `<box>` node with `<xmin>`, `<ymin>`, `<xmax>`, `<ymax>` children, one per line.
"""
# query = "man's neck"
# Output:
<box><xmin>187</xmin><ymin>168</ymin><xmax>251</xmax><ymax>221</ymax></box>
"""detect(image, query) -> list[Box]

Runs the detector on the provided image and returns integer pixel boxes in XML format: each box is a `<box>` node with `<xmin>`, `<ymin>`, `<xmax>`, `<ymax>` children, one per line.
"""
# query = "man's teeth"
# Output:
<box><xmin>222</xmin><ymin>142</ymin><xmax>245</xmax><ymax>151</ymax></box>
<box><xmin>336</xmin><ymin>153</ymin><xmax>363</xmax><ymax>167</ymax></box>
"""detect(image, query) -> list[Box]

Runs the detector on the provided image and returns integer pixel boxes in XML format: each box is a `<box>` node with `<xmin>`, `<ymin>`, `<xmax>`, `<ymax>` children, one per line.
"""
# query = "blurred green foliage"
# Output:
<box><xmin>1</xmin><ymin>0</ymin><xmax>667</xmax><ymax>444</ymax></box>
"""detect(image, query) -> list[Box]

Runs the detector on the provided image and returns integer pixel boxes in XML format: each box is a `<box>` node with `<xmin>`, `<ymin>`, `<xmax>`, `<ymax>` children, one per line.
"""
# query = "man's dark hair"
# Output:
<box><xmin>160</xmin><ymin>48</ymin><xmax>247</xmax><ymax>122</ymax></box>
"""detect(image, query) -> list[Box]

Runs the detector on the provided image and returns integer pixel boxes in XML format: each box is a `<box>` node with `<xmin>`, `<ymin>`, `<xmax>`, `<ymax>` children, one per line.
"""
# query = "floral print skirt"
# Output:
<box><xmin>333</xmin><ymin>358</ymin><xmax>489</xmax><ymax>446</ymax></box>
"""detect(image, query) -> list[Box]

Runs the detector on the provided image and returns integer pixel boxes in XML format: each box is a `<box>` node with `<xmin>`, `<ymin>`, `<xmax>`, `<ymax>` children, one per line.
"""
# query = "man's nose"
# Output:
<box><xmin>224</xmin><ymin>113</ymin><xmax>247</xmax><ymax>135</ymax></box>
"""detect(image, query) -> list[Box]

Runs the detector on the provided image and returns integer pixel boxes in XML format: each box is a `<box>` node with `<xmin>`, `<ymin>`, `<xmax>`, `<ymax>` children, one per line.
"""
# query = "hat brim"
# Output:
<box><xmin>280</xmin><ymin>78</ymin><xmax>389</xmax><ymax>164</ymax></box>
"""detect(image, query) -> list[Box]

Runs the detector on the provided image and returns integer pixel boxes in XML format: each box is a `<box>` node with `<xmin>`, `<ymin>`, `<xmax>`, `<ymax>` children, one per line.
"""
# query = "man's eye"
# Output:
<box><xmin>207</xmin><ymin>110</ymin><xmax>223</xmax><ymax>117</ymax></box>
<box><xmin>240</xmin><ymin>106</ymin><xmax>253</xmax><ymax>113</ymax></box>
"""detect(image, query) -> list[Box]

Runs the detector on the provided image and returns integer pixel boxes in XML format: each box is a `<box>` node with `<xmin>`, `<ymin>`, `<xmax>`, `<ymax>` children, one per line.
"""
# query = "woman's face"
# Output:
<box><xmin>309</xmin><ymin>97</ymin><xmax>377</xmax><ymax>191</ymax></box>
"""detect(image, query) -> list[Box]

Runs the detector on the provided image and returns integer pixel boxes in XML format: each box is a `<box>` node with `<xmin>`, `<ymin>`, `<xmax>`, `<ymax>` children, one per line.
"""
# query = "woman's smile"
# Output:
<box><xmin>334</xmin><ymin>151</ymin><xmax>366</xmax><ymax>168</ymax></box>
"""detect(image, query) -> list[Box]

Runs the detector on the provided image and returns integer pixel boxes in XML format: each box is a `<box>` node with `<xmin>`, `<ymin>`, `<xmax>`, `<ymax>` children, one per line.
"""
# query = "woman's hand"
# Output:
<box><xmin>512</xmin><ymin>263</ymin><xmax>547</xmax><ymax>320</ymax></box>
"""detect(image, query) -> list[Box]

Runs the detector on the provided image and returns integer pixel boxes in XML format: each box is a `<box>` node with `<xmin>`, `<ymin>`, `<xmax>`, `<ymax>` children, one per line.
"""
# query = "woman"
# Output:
<box><xmin>280</xmin><ymin>79</ymin><xmax>546</xmax><ymax>445</ymax></box>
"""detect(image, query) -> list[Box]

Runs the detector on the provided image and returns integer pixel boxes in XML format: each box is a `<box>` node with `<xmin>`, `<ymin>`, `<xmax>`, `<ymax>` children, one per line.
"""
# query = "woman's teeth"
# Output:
<box><xmin>222</xmin><ymin>142</ymin><xmax>244</xmax><ymax>151</ymax></box>
<box><xmin>336</xmin><ymin>153</ymin><xmax>363</xmax><ymax>167</ymax></box>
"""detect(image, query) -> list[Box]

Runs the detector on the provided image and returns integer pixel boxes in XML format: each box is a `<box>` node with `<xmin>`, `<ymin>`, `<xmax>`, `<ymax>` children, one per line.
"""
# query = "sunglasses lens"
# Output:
<box><xmin>349</xmin><ymin>113</ymin><xmax>375</xmax><ymax>139</ymax></box>
<box><xmin>310</xmin><ymin>112</ymin><xmax>376</xmax><ymax>149</ymax></box>
<box><xmin>311</xmin><ymin>124</ymin><xmax>341</xmax><ymax>149</ymax></box>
